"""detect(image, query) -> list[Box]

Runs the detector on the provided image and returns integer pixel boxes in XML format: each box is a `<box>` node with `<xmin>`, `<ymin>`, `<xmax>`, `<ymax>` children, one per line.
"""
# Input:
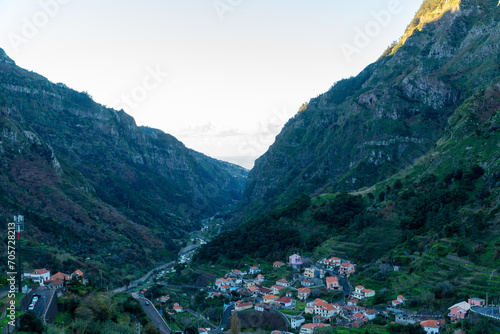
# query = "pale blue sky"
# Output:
<box><xmin>0</xmin><ymin>0</ymin><xmax>423</xmax><ymax>168</ymax></box>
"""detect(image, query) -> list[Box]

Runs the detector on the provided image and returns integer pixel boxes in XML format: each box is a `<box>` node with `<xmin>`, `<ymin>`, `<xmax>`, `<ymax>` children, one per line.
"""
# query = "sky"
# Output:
<box><xmin>0</xmin><ymin>0</ymin><xmax>423</xmax><ymax>169</ymax></box>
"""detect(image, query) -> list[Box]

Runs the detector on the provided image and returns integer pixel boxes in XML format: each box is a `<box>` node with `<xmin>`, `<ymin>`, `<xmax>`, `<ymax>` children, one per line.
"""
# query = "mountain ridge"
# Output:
<box><xmin>235</xmin><ymin>0</ymin><xmax>500</xmax><ymax>225</ymax></box>
<box><xmin>0</xmin><ymin>48</ymin><xmax>247</xmax><ymax>283</ymax></box>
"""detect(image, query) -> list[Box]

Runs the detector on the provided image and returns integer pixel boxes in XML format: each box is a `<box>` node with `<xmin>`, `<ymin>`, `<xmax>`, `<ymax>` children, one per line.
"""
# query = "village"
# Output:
<box><xmin>137</xmin><ymin>252</ymin><xmax>496</xmax><ymax>334</ymax></box>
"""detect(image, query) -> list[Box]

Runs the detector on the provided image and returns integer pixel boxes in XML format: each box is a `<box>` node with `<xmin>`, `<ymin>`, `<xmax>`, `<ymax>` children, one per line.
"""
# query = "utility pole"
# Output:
<box><xmin>14</xmin><ymin>216</ymin><xmax>25</xmax><ymax>293</ymax></box>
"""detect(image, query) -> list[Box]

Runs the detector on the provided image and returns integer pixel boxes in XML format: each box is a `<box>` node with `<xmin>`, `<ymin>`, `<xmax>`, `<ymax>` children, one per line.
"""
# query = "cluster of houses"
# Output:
<box><xmin>24</xmin><ymin>268</ymin><xmax>84</xmax><ymax>289</ymax></box>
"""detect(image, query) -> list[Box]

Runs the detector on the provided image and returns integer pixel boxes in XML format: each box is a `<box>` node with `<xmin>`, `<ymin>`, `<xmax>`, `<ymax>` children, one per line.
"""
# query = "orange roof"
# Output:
<box><xmin>263</xmin><ymin>294</ymin><xmax>278</xmax><ymax>300</ymax></box>
<box><xmin>298</xmin><ymin>288</ymin><xmax>311</xmax><ymax>293</ymax></box>
<box><xmin>51</xmin><ymin>272</ymin><xmax>71</xmax><ymax>281</ymax></box>
<box><xmin>221</xmin><ymin>284</ymin><xmax>230</xmax><ymax>289</ymax></box>
<box><xmin>72</xmin><ymin>269</ymin><xmax>84</xmax><ymax>276</ymax></box>
<box><xmin>46</xmin><ymin>278</ymin><xmax>64</xmax><ymax>286</ymax></box>
<box><xmin>355</xmin><ymin>285</ymin><xmax>364</xmax><ymax>289</ymax></box>
<box><xmin>420</xmin><ymin>320</ymin><xmax>444</xmax><ymax>328</ymax></box>
<box><xmin>361</xmin><ymin>289</ymin><xmax>373</xmax><ymax>293</ymax></box>
<box><xmin>365</xmin><ymin>309</ymin><xmax>378</xmax><ymax>314</ymax></box>
<box><xmin>272</xmin><ymin>285</ymin><xmax>285</xmax><ymax>290</ymax></box>
<box><xmin>301</xmin><ymin>324</ymin><xmax>317</xmax><ymax>329</ymax></box>
<box><xmin>392</xmin><ymin>300</ymin><xmax>402</xmax><ymax>304</ymax></box>
<box><xmin>33</xmin><ymin>268</ymin><xmax>49</xmax><ymax>275</ymax></box>
<box><xmin>273</xmin><ymin>261</ymin><xmax>283</xmax><ymax>265</ymax></box>
<box><xmin>398</xmin><ymin>295</ymin><xmax>406</xmax><ymax>299</ymax></box>
<box><xmin>330</xmin><ymin>257</ymin><xmax>340</xmax><ymax>261</ymax></box>
<box><xmin>326</xmin><ymin>276</ymin><xmax>338</xmax><ymax>282</ymax></box>
<box><xmin>316</xmin><ymin>301</ymin><xmax>335</xmax><ymax>311</ymax></box>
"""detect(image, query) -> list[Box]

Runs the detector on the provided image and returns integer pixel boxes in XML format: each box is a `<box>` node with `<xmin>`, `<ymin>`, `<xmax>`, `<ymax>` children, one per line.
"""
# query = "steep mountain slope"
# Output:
<box><xmin>0</xmin><ymin>48</ymin><xmax>247</xmax><ymax>282</ymax></box>
<box><xmin>239</xmin><ymin>0</ymin><xmax>500</xmax><ymax>222</ymax></box>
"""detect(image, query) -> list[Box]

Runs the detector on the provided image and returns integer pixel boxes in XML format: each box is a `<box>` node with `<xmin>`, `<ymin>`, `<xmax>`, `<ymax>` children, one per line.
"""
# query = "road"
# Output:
<box><xmin>133</xmin><ymin>294</ymin><xmax>171</xmax><ymax>334</ymax></box>
<box><xmin>29</xmin><ymin>289</ymin><xmax>52</xmax><ymax>317</ymax></box>
<box><xmin>471</xmin><ymin>306</ymin><xmax>500</xmax><ymax>321</ymax></box>
<box><xmin>113</xmin><ymin>261</ymin><xmax>176</xmax><ymax>293</ymax></box>
<box><xmin>208</xmin><ymin>304</ymin><xmax>234</xmax><ymax>334</ymax></box>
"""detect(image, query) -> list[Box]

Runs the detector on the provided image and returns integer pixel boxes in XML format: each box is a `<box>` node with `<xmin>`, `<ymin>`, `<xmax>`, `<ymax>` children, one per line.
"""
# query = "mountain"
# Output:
<box><xmin>0</xmin><ymin>48</ymin><xmax>247</xmax><ymax>283</ymax></box>
<box><xmin>237</xmin><ymin>0</ymin><xmax>500</xmax><ymax>223</ymax></box>
<box><xmin>197</xmin><ymin>0</ymin><xmax>500</xmax><ymax>302</ymax></box>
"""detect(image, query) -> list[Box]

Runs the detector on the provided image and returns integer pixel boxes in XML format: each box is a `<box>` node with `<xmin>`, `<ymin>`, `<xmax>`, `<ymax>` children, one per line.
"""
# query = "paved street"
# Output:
<box><xmin>472</xmin><ymin>306</ymin><xmax>500</xmax><ymax>321</ymax></box>
<box><xmin>133</xmin><ymin>294</ymin><xmax>171</xmax><ymax>334</ymax></box>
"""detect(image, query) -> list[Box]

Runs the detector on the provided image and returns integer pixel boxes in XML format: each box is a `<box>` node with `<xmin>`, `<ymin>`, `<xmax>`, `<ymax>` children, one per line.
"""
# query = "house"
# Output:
<box><xmin>313</xmin><ymin>316</ymin><xmax>326</xmax><ymax>324</ymax></box>
<box><xmin>258</xmin><ymin>287</ymin><xmax>273</xmax><ymax>296</ymax></box>
<box><xmin>255</xmin><ymin>303</ymin><xmax>266</xmax><ymax>311</ymax></box>
<box><xmin>249</xmin><ymin>286</ymin><xmax>260</xmax><ymax>296</ymax></box>
<box><xmin>297</xmin><ymin>287</ymin><xmax>311</xmax><ymax>300</ymax></box>
<box><xmin>300</xmin><ymin>323</ymin><xmax>329</xmax><ymax>334</ymax></box>
<box><xmin>271</xmin><ymin>285</ymin><xmax>285</xmax><ymax>295</ymax></box>
<box><xmin>50</xmin><ymin>272</ymin><xmax>71</xmax><ymax>282</ymax></box>
<box><xmin>290</xmin><ymin>316</ymin><xmax>305</xmax><ymax>329</ymax></box>
<box><xmin>235</xmin><ymin>302</ymin><xmax>253</xmax><ymax>311</ymax></box>
<box><xmin>352</xmin><ymin>286</ymin><xmax>375</xmax><ymax>299</ymax></box>
<box><xmin>24</xmin><ymin>268</ymin><xmax>50</xmax><ymax>283</ymax></box>
<box><xmin>326</xmin><ymin>276</ymin><xmax>340</xmax><ymax>290</ymax></box>
<box><xmin>276</xmin><ymin>279</ymin><xmax>291</xmax><ymax>287</ymax></box>
<box><xmin>173</xmin><ymin>303</ymin><xmax>184</xmax><ymax>313</ymax></box>
<box><xmin>289</xmin><ymin>254</ymin><xmax>303</xmax><ymax>266</ymax></box>
<box><xmin>448</xmin><ymin>302</ymin><xmax>470</xmax><ymax>321</ymax></box>
<box><xmin>301</xmin><ymin>280</ymin><xmax>314</xmax><ymax>287</ymax></box>
<box><xmin>231</xmin><ymin>269</ymin><xmax>243</xmax><ymax>277</ymax></box>
<box><xmin>256</xmin><ymin>274</ymin><xmax>265</xmax><ymax>282</ymax></box>
<box><xmin>160</xmin><ymin>295</ymin><xmax>171</xmax><ymax>303</ymax></box>
<box><xmin>339</xmin><ymin>262</ymin><xmax>356</xmax><ymax>276</ymax></box>
<box><xmin>468</xmin><ymin>298</ymin><xmax>485</xmax><ymax>307</ymax></box>
<box><xmin>249</xmin><ymin>265</ymin><xmax>261</xmax><ymax>274</ymax></box>
<box><xmin>244</xmin><ymin>280</ymin><xmax>256</xmax><ymax>289</ymax></box>
<box><xmin>273</xmin><ymin>261</ymin><xmax>285</xmax><ymax>269</ymax></box>
<box><xmin>314</xmin><ymin>300</ymin><xmax>337</xmax><ymax>319</ymax></box>
<box><xmin>352</xmin><ymin>312</ymin><xmax>368</xmax><ymax>323</ymax></box>
<box><xmin>271</xmin><ymin>331</ymin><xmax>293</xmax><ymax>334</ymax></box>
<box><xmin>347</xmin><ymin>298</ymin><xmax>359</xmax><ymax>306</ymax></box>
<box><xmin>392</xmin><ymin>299</ymin><xmax>403</xmax><ymax>307</ymax></box>
<box><xmin>304</xmin><ymin>267</ymin><xmax>324</xmax><ymax>279</ymax></box>
<box><xmin>397</xmin><ymin>295</ymin><xmax>407</xmax><ymax>303</ymax></box>
<box><xmin>71</xmin><ymin>269</ymin><xmax>84</xmax><ymax>279</ymax></box>
<box><xmin>276</xmin><ymin>297</ymin><xmax>294</xmax><ymax>308</ymax></box>
<box><xmin>45</xmin><ymin>278</ymin><xmax>64</xmax><ymax>289</ymax></box>
<box><xmin>263</xmin><ymin>294</ymin><xmax>279</xmax><ymax>303</ymax></box>
<box><xmin>420</xmin><ymin>319</ymin><xmax>445</xmax><ymax>334</ymax></box>
<box><xmin>320</xmin><ymin>257</ymin><xmax>341</xmax><ymax>269</ymax></box>
<box><xmin>363</xmin><ymin>309</ymin><xmax>378</xmax><ymax>321</ymax></box>
<box><xmin>286</xmin><ymin>291</ymin><xmax>293</xmax><ymax>298</ymax></box>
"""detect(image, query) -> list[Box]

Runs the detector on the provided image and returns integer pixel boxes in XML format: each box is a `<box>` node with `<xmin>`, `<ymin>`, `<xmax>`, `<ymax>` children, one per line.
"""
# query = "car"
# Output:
<box><xmin>145</xmin><ymin>301</ymin><xmax>150</xmax><ymax>306</ymax></box>
<box><xmin>32</xmin><ymin>296</ymin><xmax>39</xmax><ymax>302</ymax></box>
<box><xmin>28</xmin><ymin>303</ymin><xmax>34</xmax><ymax>310</ymax></box>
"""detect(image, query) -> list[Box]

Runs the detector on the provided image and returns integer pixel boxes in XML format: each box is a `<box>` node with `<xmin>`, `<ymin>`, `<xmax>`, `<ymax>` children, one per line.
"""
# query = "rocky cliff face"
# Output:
<box><xmin>241</xmin><ymin>0</ymin><xmax>500</xmax><ymax>218</ymax></box>
<box><xmin>0</xmin><ymin>49</ymin><xmax>247</xmax><ymax>277</ymax></box>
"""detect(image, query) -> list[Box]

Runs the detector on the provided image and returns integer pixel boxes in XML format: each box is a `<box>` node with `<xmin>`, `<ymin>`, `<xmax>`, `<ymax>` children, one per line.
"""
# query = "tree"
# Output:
<box><xmin>230</xmin><ymin>313</ymin><xmax>241</xmax><ymax>334</ymax></box>
<box><xmin>19</xmin><ymin>310</ymin><xmax>44</xmax><ymax>333</ymax></box>
<box><xmin>144</xmin><ymin>323</ymin><xmax>161</xmax><ymax>334</ymax></box>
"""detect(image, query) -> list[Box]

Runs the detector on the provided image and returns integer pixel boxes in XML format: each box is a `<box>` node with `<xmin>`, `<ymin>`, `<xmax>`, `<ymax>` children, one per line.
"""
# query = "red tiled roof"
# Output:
<box><xmin>326</xmin><ymin>276</ymin><xmax>338</xmax><ymax>282</ymax></box>
<box><xmin>298</xmin><ymin>288</ymin><xmax>311</xmax><ymax>293</ymax></box>
<box><xmin>276</xmin><ymin>297</ymin><xmax>292</xmax><ymax>303</ymax></box>
<box><xmin>421</xmin><ymin>320</ymin><xmax>444</xmax><ymax>328</ymax></box>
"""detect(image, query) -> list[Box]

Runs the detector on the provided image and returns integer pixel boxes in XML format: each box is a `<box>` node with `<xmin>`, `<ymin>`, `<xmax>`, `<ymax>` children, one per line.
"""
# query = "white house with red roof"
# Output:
<box><xmin>352</xmin><ymin>285</ymin><xmax>375</xmax><ymax>299</ymax></box>
<box><xmin>271</xmin><ymin>285</ymin><xmax>285</xmax><ymax>295</ymax></box>
<box><xmin>326</xmin><ymin>276</ymin><xmax>340</xmax><ymax>290</ymax></box>
<box><xmin>276</xmin><ymin>296</ymin><xmax>294</xmax><ymax>308</ymax></box>
<box><xmin>314</xmin><ymin>300</ymin><xmax>337</xmax><ymax>319</ymax></box>
<box><xmin>276</xmin><ymin>278</ymin><xmax>291</xmax><ymax>287</ymax></box>
<box><xmin>300</xmin><ymin>323</ymin><xmax>329</xmax><ymax>334</ymax></box>
<box><xmin>256</xmin><ymin>274</ymin><xmax>265</xmax><ymax>283</ymax></box>
<box><xmin>173</xmin><ymin>303</ymin><xmax>184</xmax><ymax>313</ymax></box>
<box><xmin>273</xmin><ymin>261</ymin><xmax>285</xmax><ymax>269</ymax></box>
<box><xmin>339</xmin><ymin>262</ymin><xmax>356</xmax><ymax>276</ymax></box>
<box><xmin>448</xmin><ymin>302</ymin><xmax>470</xmax><ymax>322</ymax></box>
<box><xmin>301</xmin><ymin>280</ymin><xmax>314</xmax><ymax>287</ymax></box>
<box><xmin>235</xmin><ymin>301</ymin><xmax>253</xmax><ymax>311</ymax></box>
<box><xmin>24</xmin><ymin>268</ymin><xmax>50</xmax><ymax>284</ymax></box>
<box><xmin>249</xmin><ymin>265</ymin><xmax>261</xmax><ymax>274</ymax></box>
<box><xmin>420</xmin><ymin>319</ymin><xmax>445</xmax><ymax>334</ymax></box>
<box><xmin>363</xmin><ymin>309</ymin><xmax>378</xmax><ymax>321</ymax></box>
<box><xmin>297</xmin><ymin>287</ymin><xmax>311</xmax><ymax>300</ymax></box>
